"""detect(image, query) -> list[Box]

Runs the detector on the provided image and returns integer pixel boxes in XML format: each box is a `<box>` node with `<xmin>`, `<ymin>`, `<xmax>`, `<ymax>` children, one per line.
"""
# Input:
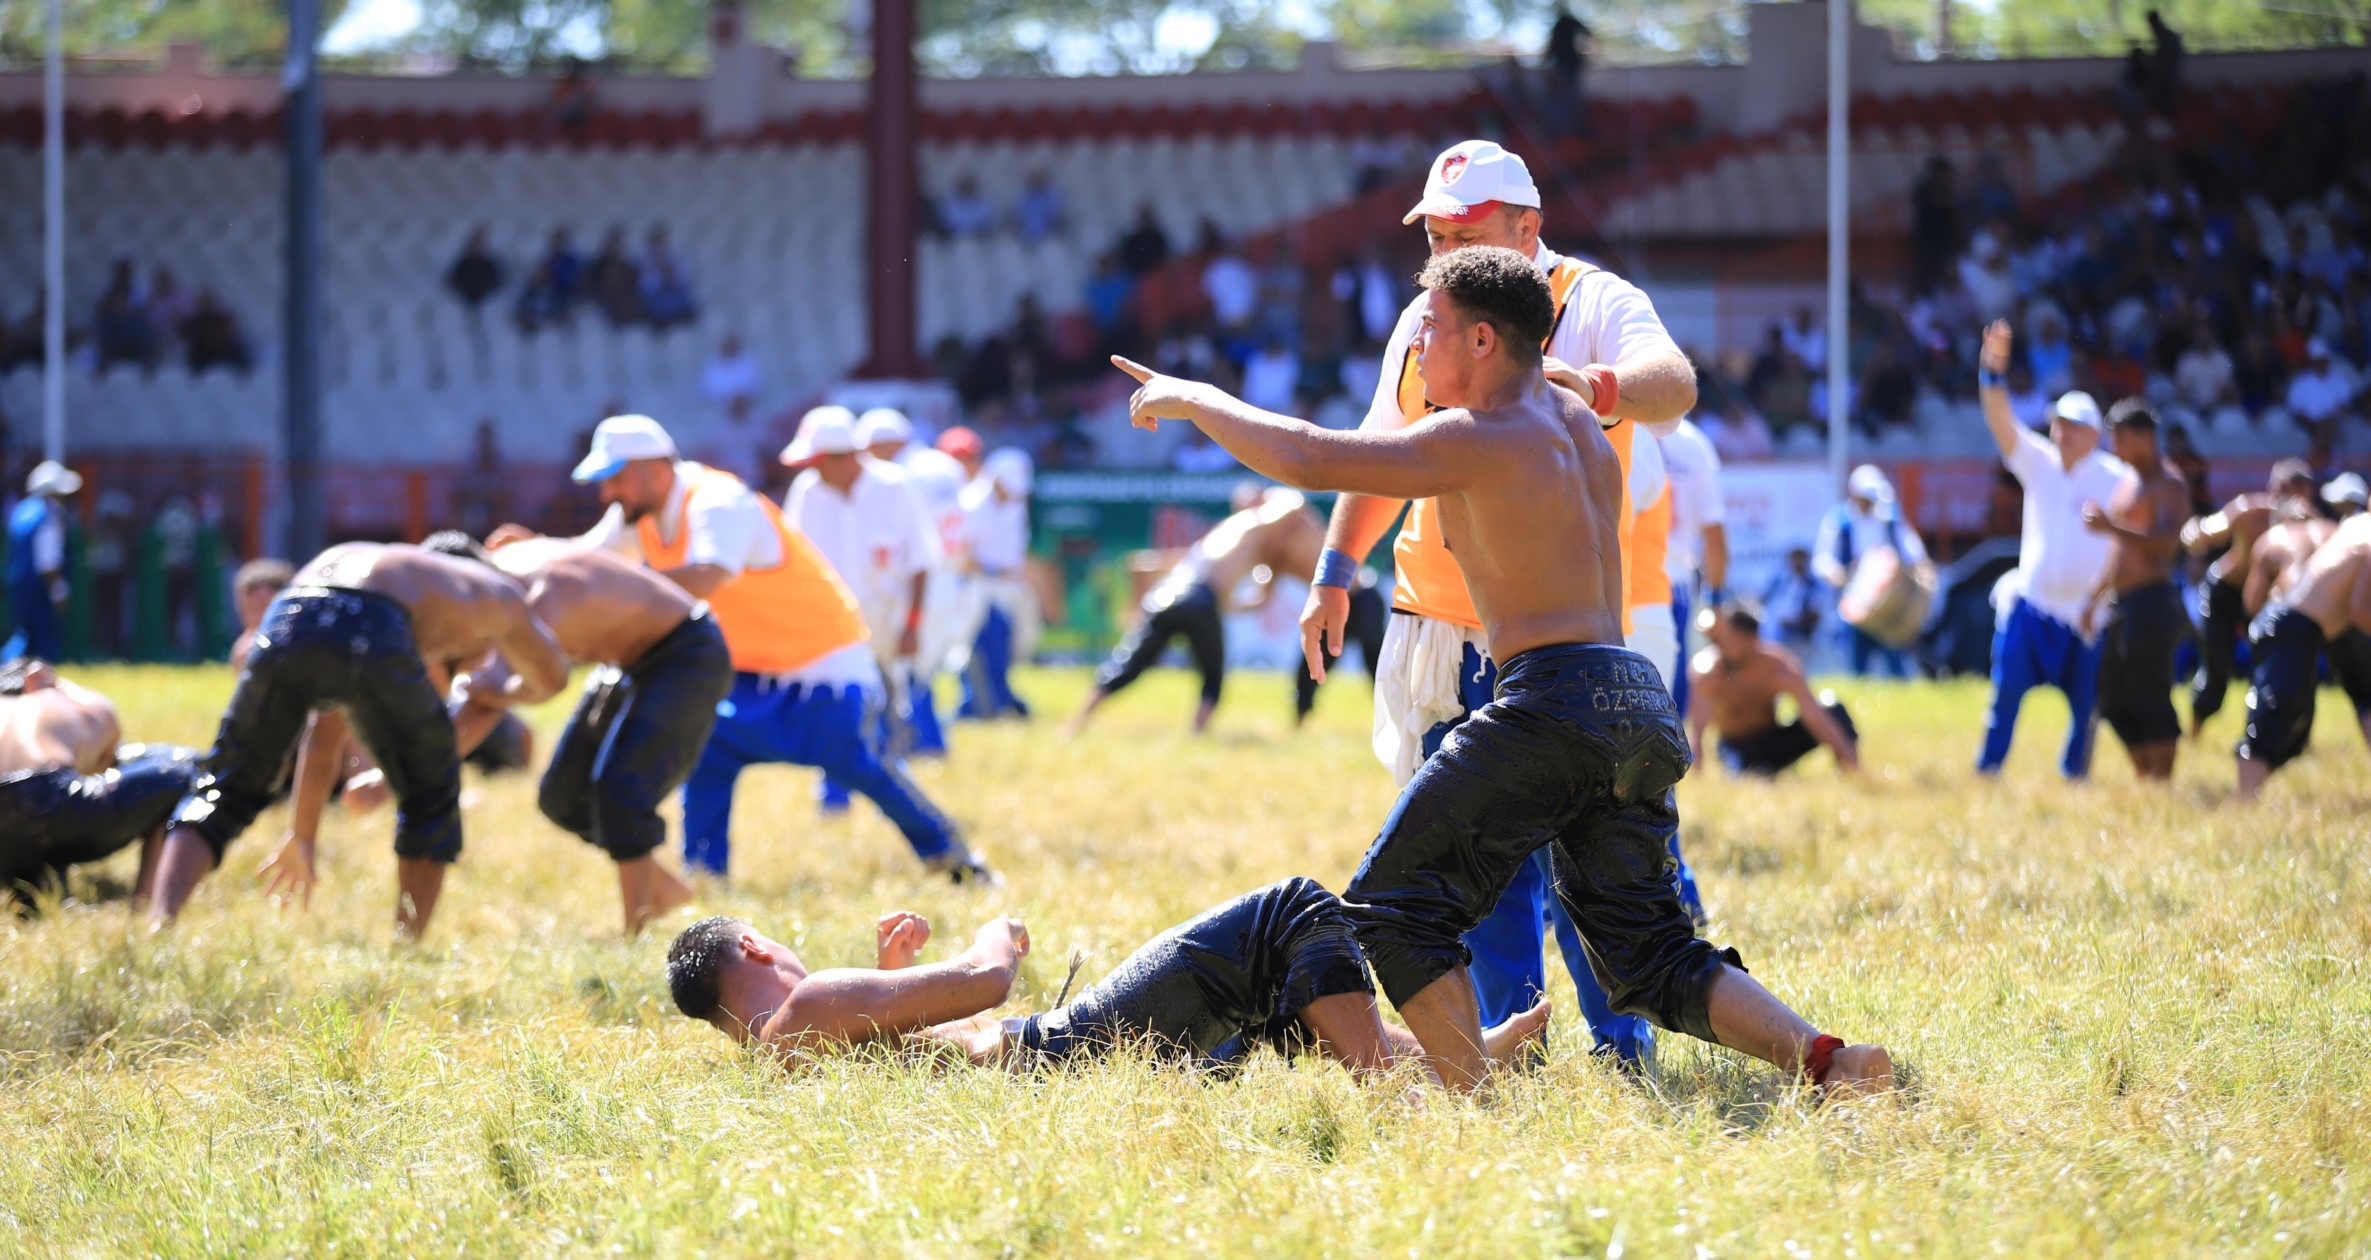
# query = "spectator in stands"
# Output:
<box><xmin>2003</xmin><ymin>360</ymin><xmax>2050</xmax><ymax>431</ymax></box>
<box><xmin>2286</xmin><ymin>338</ymin><xmax>2360</xmax><ymax>432</ymax></box>
<box><xmin>1116</xmin><ymin>205</ymin><xmax>1172</xmax><ymax>276</ymax></box>
<box><xmin>2174</xmin><ymin>324</ymin><xmax>2238</xmax><ymax>417</ymax></box>
<box><xmin>93</xmin><ymin>259</ymin><xmax>159</xmax><ymax>374</ymax></box>
<box><xmin>451</xmin><ymin>420</ymin><xmax>510</xmax><ymax>540</ymax></box>
<box><xmin>936</xmin><ymin>176</ymin><xmax>996</xmax><ymax>238</ymax></box>
<box><xmin>1334</xmin><ymin>245</ymin><xmax>1403</xmax><ymax>346</ymax></box>
<box><xmin>145</xmin><ymin>267</ymin><xmax>195</xmax><ymax>343</ymax></box>
<box><xmin>1240</xmin><ymin>336</ymin><xmax>1300</xmax><ymax>416</ymax></box>
<box><xmin>700</xmin><ymin>334</ymin><xmax>764</xmax><ymax>420</ymax></box>
<box><xmin>1910</xmin><ymin>157</ymin><xmax>1958</xmax><ymax>295</ymax></box>
<box><xmin>639</xmin><ymin>226</ymin><xmax>698</xmax><ymax>330</ymax></box>
<box><xmin>1013</xmin><ymin>171</ymin><xmax>1067</xmax><ymax>242</ymax></box>
<box><xmin>2027</xmin><ymin>310</ymin><xmax>2074</xmax><ymax>395</ymax></box>
<box><xmin>514</xmin><ymin>245</ymin><xmax>574</xmax><ymax>334</ymax></box>
<box><xmin>444</xmin><ymin>227</ymin><xmax>504</xmax><ymax>314</ymax></box>
<box><xmin>1781</xmin><ymin>306</ymin><xmax>1826</xmax><ymax>374</ymax></box>
<box><xmin>180</xmin><ymin>289</ymin><xmax>252</xmax><ymax>375</ymax></box>
<box><xmin>588</xmin><ymin>226</ymin><xmax>644</xmax><ymax>326</ymax></box>
<box><xmin>0</xmin><ymin>291</ymin><xmax>45</xmax><ymax>374</ymax></box>
<box><xmin>1083</xmin><ymin>253</ymin><xmax>1135</xmax><ymax>334</ymax></box>
<box><xmin>548</xmin><ymin>58</ymin><xmax>597</xmax><ymax>136</ymax></box>
<box><xmin>1201</xmin><ymin>245</ymin><xmax>1258</xmax><ymax>335</ymax></box>
<box><xmin>1959</xmin><ymin>230</ymin><xmax>2017</xmax><ymax>324</ymax></box>
<box><xmin>2147</xmin><ymin>11</ymin><xmax>2185</xmax><ymax>111</ymax></box>
<box><xmin>2163</xmin><ymin>424</ymin><xmax>2212</xmax><ymax>518</ymax></box>
<box><xmin>1543</xmin><ymin>8</ymin><xmax>1592</xmax><ymax>137</ymax></box>
<box><xmin>1701</xmin><ymin>399</ymin><xmax>1774</xmax><ymax>461</ymax></box>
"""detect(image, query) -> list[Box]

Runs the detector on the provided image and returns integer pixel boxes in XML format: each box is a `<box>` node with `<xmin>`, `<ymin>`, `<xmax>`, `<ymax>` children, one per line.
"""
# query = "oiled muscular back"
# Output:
<box><xmin>0</xmin><ymin>673</ymin><xmax>119</xmax><ymax>776</ymax></box>
<box><xmin>2278</xmin><ymin>514</ymin><xmax>2371</xmax><ymax>637</ymax></box>
<box><xmin>492</xmin><ymin>540</ymin><xmax>696</xmax><ymax>667</ymax></box>
<box><xmin>295</xmin><ymin>543</ymin><xmax>534</xmax><ymax>666</ymax></box>
<box><xmin>1429</xmin><ymin>380</ymin><xmax>1626</xmax><ymax>659</ymax></box>
<box><xmin>2249</xmin><ymin>518</ymin><xmax>2338</xmax><ymax>617</ymax></box>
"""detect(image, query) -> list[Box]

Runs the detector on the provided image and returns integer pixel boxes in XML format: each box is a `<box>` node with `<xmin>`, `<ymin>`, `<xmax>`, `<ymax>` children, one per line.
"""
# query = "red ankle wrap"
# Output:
<box><xmin>1803</xmin><ymin>1034</ymin><xmax>1845</xmax><ymax>1086</ymax></box>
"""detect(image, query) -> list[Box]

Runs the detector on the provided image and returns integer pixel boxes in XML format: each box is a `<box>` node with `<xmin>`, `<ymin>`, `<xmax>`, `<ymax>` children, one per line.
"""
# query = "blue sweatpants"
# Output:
<box><xmin>684</xmin><ymin>673</ymin><xmax>959</xmax><ymax>876</ymax></box>
<box><xmin>902</xmin><ymin>663</ymin><xmax>949</xmax><ymax>756</ymax></box>
<box><xmin>1432</xmin><ymin>639</ymin><xmax>1658</xmax><ymax>1062</ymax></box>
<box><xmin>958</xmin><ymin>605</ymin><xmax>1029</xmax><ymax>719</ymax></box>
<box><xmin>4</xmin><ymin>580</ymin><xmax>59</xmax><ymax>661</ymax></box>
<box><xmin>1978</xmin><ymin>597</ymin><xmax>2102</xmax><ymax>779</ymax></box>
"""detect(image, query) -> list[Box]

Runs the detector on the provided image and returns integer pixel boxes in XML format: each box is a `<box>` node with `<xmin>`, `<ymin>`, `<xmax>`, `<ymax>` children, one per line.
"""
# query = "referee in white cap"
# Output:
<box><xmin>1976</xmin><ymin>320</ymin><xmax>2137</xmax><ymax>779</ymax></box>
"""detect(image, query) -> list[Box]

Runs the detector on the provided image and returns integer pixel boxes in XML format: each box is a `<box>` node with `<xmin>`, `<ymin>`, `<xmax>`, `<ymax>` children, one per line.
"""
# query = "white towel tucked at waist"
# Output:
<box><xmin>1372</xmin><ymin>612</ymin><xmax>1494</xmax><ymax>787</ymax></box>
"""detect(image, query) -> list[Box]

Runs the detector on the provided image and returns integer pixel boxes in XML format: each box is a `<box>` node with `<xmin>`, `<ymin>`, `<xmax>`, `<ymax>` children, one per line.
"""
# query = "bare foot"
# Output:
<box><xmin>1819</xmin><ymin>1044</ymin><xmax>1896</xmax><ymax>1101</ymax></box>
<box><xmin>620</xmin><ymin>857</ymin><xmax>697</xmax><ymax>936</ymax></box>
<box><xmin>1483</xmin><ymin>998</ymin><xmax>1552</xmax><ymax>1063</ymax></box>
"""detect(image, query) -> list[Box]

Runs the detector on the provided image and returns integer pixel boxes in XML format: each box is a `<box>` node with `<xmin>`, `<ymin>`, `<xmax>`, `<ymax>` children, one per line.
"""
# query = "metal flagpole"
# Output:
<box><xmin>42</xmin><ymin>0</ymin><xmax>64</xmax><ymax>463</ymax></box>
<box><xmin>283</xmin><ymin>0</ymin><xmax>326</xmax><ymax>557</ymax></box>
<box><xmin>1826</xmin><ymin>0</ymin><xmax>1851</xmax><ymax>495</ymax></box>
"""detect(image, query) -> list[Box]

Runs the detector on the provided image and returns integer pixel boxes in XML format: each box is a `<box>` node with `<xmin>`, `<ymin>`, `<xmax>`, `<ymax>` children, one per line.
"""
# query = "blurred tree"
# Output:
<box><xmin>0</xmin><ymin>0</ymin><xmax>351</xmax><ymax>69</ymax></box>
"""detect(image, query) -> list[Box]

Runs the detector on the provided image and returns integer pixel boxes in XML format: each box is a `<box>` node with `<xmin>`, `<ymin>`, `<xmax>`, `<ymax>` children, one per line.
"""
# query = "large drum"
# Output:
<box><xmin>1838</xmin><ymin>544</ymin><xmax>1937</xmax><ymax>648</ymax></box>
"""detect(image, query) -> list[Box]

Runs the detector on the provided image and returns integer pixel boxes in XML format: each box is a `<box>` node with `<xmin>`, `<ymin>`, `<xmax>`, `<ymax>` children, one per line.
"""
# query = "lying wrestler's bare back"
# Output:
<box><xmin>485</xmin><ymin>537</ymin><xmax>696</xmax><ymax>669</ymax></box>
<box><xmin>0</xmin><ymin>663</ymin><xmax>119</xmax><ymax>776</ymax></box>
<box><xmin>297</xmin><ymin>543</ymin><xmax>568</xmax><ymax>693</ymax></box>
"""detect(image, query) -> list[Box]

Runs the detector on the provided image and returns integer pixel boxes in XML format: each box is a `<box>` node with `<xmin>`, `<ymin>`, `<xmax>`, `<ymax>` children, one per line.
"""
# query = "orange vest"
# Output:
<box><xmin>1390</xmin><ymin>257</ymin><xmax>1637</xmax><ymax>635</ymax></box>
<box><xmin>636</xmin><ymin>463</ymin><xmax>869</xmax><ymax>675</ymax></box>
<box><xmin>1627</xmin><ymin>481</ymin><xmax>1673</xmax><ymax>607</ymax></box>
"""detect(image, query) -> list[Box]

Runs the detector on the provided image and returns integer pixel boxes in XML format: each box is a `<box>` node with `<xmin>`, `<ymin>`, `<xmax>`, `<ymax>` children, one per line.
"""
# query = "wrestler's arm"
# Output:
<box><xmin>763</xmin><ymin>935</ymin><xmax>1024</xmax><ymax>1050</ymax></box>
<box><xmin>492</xmin><ymin>597</ymin><xmax>570</xmax><ymax>705</ymax></box>
<box><xmin>1545</xmin><ymin>346</ymin><xmax>1695</xmax><ymax>434</ymax></box>
<box><xmin>258</xmin><ymin>710</ymin><xmax>348</xmax><ymax>907</ymax></box>
<box><xmin>1114</xmin><ymin>358</ymin><xmax>1490</xmax><ymax>500</ymax></box>
<box><xmin>1783</xmin><ymin>664</ymin><xmax>1859</xmax><ymax>771</ymax></box>
<box><xmin>1685</xmin><ymin>663</ymin><xmax>1714</xmax><ymax>770</ymax></box>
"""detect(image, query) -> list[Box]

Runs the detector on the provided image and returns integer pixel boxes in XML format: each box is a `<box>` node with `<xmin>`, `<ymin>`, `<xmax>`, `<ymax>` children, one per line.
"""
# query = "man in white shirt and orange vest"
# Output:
<box><xmin>783</xmin><ymin>406</ymin><xmax>941</xmax><ymax>813</ymax></box>
<box><xmin>560</xmin><ymin>415</ymin><xmax>993</xmax><ymax>884</ymax></box>
<box><xmin>1297</xmin><ymin>140</ymin><xmax>1699</xmax><ymax>1064</ymax></box>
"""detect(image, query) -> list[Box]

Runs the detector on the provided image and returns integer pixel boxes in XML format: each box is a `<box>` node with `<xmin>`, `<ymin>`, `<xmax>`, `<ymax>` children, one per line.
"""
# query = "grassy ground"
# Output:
<box><xmin>0</xmin><ymin>662</ymin><xmax>2365</xmax><ymax>1258</ymax></box>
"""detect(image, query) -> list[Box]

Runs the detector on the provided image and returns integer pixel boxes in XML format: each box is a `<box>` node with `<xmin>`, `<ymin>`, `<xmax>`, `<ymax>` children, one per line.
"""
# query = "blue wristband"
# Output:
<box><xmin>1978</xmin><ymin>369</ymin><xmax>2006</xmax><ymax>390</ymax></box>
<box><xmin>1313</xmin><ymin>547</ymin><xmax>1359</xmax><ymax>590</ymax></box>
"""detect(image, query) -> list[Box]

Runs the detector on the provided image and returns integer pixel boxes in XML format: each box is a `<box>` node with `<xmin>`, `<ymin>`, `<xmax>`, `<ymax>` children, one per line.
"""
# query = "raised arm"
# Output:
<box><xmin>1783</xmin><ymin>665</ymin><xmax>1859</xmax><ymax>772</ymax></box>
<box><xmin>1114</xmin><ymin>357</ymin><xmax>1495</xmax><ymax>500</ymax></box>
<box><xmin>1977</xmin><ymin>321</ymin><xmax>2023</xmax><ymax>464</ymax></box>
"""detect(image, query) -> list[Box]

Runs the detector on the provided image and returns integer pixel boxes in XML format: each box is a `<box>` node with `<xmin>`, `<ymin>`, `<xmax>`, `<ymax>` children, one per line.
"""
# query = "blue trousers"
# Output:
<box><xmin>1849</xmin><ymin>625</ymin><xmax>1909</xmax><ymax>678</ymax></box>
<box><xmin>1978</xmin><ymin>597</ymin><xmax>2102</xmax><ymax>778</ymax></box>
<box><xmin>684</xmin><ymin>673</ymin><xmax>959</xmax><ymax>876</ymax></box>
<box><xmin>958</xmin><ymin>606</ymin><xmax>1029</xmax><ymax>719</ymax></box>
<box><xmin>820</xmin><ymin>664</ymin><xmax>946</xmax><ymax>810</ymax></box>
<box><xmin>1433</xmin><ymin>640</ymin><xmax>1658</xmax><ymax>1061</ymax></box>
<box><xmin>5</xmin><ymin>581</ymin><xmax>59</xmax><ymax>661</ymax></box>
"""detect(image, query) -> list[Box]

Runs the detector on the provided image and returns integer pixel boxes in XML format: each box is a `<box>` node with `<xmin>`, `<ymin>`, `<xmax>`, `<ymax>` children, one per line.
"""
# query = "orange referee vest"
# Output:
<box><xmin>1627</xmin><ymin>481</ymin><xmax>1673</xmax><ymax>608</ymax></box>
<box><xmin>636</xmin><ymin>462</ymin><xmax>869</xmax><ymax>675</ymax></box>
<box><xmin>1390</xmin><ymin>258</ymin><xmax>1637</xmax><ymax>635</ymax></box>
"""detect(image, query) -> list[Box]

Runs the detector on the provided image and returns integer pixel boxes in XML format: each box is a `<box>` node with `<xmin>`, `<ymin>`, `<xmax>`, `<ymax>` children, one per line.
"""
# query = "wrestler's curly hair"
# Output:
<box><xmin>1417</xmin><ymin>245</ymin><xmax>1554</xmax><ymax>363</ymax></box>
<box><xmin>2107</xmin><ymin>396</ymin><xmax>2158</xmax><ymax>434</ymax></box>
<box><xmin>666</xmin><ymin>915</ymin><xmax>749</xmax><ymax>1021</ymax></box>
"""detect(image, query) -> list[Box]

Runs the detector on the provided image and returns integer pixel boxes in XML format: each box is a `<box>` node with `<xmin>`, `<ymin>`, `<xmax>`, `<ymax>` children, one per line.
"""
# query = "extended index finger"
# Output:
<box><xmin>1110</xmin><ymin>355</ymin><xmax>1154</xmax><ymax>383</ymax></box>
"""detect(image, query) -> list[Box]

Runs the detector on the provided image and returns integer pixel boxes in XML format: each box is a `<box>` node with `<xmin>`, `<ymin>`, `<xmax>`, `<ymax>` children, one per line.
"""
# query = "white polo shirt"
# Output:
<box><xmin>1658</xmin><ymin>417</ymin><xmax>1725</xmax><ymax>583</ymax></box>
<box><xmin>785</xmin><ymin>463</ymin><xmax>939</xmax><ymax>632</ymax></box>
<box><xmin>896</xmin><ymin>448</ymin><xmax>974</xmax><ymax>566</ymax></box>
<box><xmin>962</xmin><ymin>480</ymin><xmax>1030</xmax><ymax>577</ymax></box>
<box><xmin>582</xmin><ymin>461</ymin><xmax>783</xmax><ymax>574</ymax></box>
<box><xmin>2005</xmin><ymin>429</ymin><xmax>2135</xmax><ymax>628</ymax></box>
<box><xmin>1358</xmin><ymin>241</ymin><xmax>1682</xmax><ymax>433</ymax></box>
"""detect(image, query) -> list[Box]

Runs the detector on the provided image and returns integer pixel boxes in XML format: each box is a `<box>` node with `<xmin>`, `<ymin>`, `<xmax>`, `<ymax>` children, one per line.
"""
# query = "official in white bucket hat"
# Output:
<box><xmin>5</xmin><ymin>461</ymin><xmax>82</xmax><ymax>660</ymax></box>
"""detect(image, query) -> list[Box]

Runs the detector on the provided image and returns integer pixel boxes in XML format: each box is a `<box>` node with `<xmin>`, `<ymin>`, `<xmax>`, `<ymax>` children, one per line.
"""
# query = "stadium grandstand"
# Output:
<box><xmin>0</xmin><ymin>1</ymin><xmax>2363</xmax><ymax>660</ymax></box>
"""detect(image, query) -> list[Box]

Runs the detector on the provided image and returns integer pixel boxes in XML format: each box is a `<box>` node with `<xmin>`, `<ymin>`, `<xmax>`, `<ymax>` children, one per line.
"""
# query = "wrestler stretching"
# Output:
<box><xmin>0</xmin><ymin>659</ymin><xmax>199</xmax><ymax>898</ymax></box>
<box><xmin>1685</xmin><ymin>603</ymin><xmax>1860</xmax><ymax>778</ymax></box>
<box><xmin>1110</xmin><ymin>245</ymin><xmax>1891</xmax><ymax>1097</ymax></box>
<box><xmin>425</xmin><ymin>531</ymin><xmax>733</xmax><ymax>935</ymax></box>
<box><xmin>148</xmin><ymin>542</ymin><xmax>569</xmax><ymax>936</ymax></box>
<box><xmin>665</xmin><ymin>878</ymin><xmax>1547</xmax><ymax>1077</ymax></box>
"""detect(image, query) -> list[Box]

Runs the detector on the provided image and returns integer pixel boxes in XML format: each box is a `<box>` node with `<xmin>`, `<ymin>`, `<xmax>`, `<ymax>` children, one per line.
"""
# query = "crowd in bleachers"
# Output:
<box><xmin>0</xmin><ymin>260</ymin><xmax>252</xmax><ymax>378</ymax></box>
<box><xmin>446</xmin><ymin>223</ymin><xmax>700</xmax><ymax>334</ymax></box>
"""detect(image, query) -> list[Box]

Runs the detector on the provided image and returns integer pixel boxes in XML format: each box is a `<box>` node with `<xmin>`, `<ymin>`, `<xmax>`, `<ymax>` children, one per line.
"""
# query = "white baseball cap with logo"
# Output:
<box><xmin>2050</xmin><ymin>390</ymin><xmax>2103</xmax><ymax>430</ymax></box>
<box><xmin>571</xmin><ymin>414</ymin><xmax>678</xmax><ymax>483</ymax></box>
<box><xmin>25</xmin><ymin>460</ymin><xmax>81</xmax><ymax>498</ymax></box>
<box><xmin>857</xmin><ymin>407</ymin><xmax>913</xmax><ymax>449</ymax></box>
<box><xmin>782</xmin><ymin>405</ymin><xmax>861</xmax><ymax>464</ymax></box>
<box><xmin>1403</xmin><ymin>140</ymin><xmax>1543</xmax><ymax>226</ymax></box>
<box><xmin>1847</xmin><ymin>463</ymin><xmax>1894</xmax><ymax>504</ymax></box>
<box><xmin>2323</xmin><ymin>472</ymin><xmax>2367</xmax><ymax>508</ymax></box>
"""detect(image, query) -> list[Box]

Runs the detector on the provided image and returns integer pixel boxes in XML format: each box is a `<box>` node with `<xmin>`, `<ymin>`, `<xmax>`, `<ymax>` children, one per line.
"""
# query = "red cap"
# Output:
<box><xmin>936</xmin><ymin>425</ymin><xmax>983</xmax><ymax>459</ymax></box>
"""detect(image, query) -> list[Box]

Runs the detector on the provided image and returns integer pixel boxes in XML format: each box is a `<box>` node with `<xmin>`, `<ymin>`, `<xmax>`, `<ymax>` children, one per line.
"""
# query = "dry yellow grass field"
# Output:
<box><xmin>0</xmin><ymin>662</ymin><xmax>2365</xmax><ymax>1257</ymax></box>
